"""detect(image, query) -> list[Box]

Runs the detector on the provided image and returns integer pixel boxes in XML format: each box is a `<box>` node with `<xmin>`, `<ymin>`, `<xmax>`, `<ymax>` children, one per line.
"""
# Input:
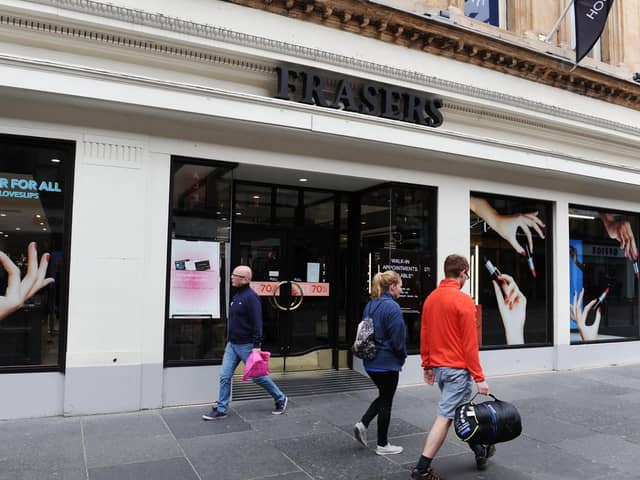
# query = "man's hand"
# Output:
<box><xmin>476</xmin><ymin>380</ymin><xmax>490</xmax><ymax>395</ymax></box>
<box><xmin>252</xmin><ymin>348</ymin><xmax>261</xmax><ymax>353</ymax></box>
<box><xmin>423</xmin><ymin>368</ymin><xmax>435</xmax><ymax>385</ymax></box>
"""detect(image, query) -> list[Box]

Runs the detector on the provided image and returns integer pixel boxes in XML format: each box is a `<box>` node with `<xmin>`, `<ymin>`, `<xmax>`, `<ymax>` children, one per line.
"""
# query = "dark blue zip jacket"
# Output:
<box><xmin>363</xmin><ymin>292</ymin><xmax>407</xmax><ymax>372</ymax></box>
<box><xmin>228</xmin><ymin>284</ymin><xmax>262</xmax><ymax>348</ymax></box>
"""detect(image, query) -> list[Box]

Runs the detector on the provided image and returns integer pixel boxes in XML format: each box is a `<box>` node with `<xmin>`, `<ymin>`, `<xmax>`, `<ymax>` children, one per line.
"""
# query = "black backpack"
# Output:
<box><xmin>454</xmin><ymin>392</ymin><xmax>522</xmax><ymax>445</ymax></box>
<box><xmin>352</xmin><ymin>301</ymin><xmax>383</xmax><ymax>360</ymax></box>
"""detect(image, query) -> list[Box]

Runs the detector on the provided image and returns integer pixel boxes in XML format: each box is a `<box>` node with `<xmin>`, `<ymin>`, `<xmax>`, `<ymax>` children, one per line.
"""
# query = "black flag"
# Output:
<box><xmin>574</xmin><ymin>0</ymin><xmax>615</xmax><ymax>65</ymax></box>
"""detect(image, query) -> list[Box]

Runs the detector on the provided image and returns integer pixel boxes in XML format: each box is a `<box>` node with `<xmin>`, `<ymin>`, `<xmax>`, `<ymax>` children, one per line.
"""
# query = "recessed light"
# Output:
<box><xmin>15</xmin><ymin>227</ymin><xmax>21</xmax><ymax>230</ymax></box>
<box><xmin>3</xmin><ymin>235</ymin><xmax>7</xmax><ymax>238</ymax></box>
<box><xmin>361</xmin><ymin>221</ymin><xmax>367</xmax><ymax>225</ymax></box>
<box><xmin>235</xmin><ymin>212</ymin><xmax>242</xmax><ymax>216</ymax></box>
<box><xmin>35</xmin><ymin>214</ymin><xmax>41</xmax><ymax>218</ymax></box>
<box><xmin>42</xmin><ymin>228</ymin><xmax>47</xmax><ymax>231</ymax></box>
<box><xmin>298</xmin><ymin>178</ymin><xmax>308</xmax><ymax>182</ymax></box>
<box><xmin>39</xmin><ymin>222</ymin><xmax>44</xmax><ymax>225</ymax></box>
<box><xmin>252</xmin><ymin>195</ymin><xmax>260</xmax><ymax>199</ymax></box>
<box><xmin>215</xmin><ymin>211</ymin><xmax>221</xmax><ymax>215</ymax></box>
<box><xmin>0</xmin><ymin>213</ymin><xmax>6</xmax><ymax>217</ymax></box>
<box><xmin>51</xmin><ymin>158</ymin><xmax>61</xmax><ymax>163</ymax></box>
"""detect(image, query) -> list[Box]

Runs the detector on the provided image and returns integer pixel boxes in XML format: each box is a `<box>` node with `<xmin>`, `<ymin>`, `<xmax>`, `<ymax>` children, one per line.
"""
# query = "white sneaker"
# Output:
<box><xmin>375</xmin><ymin>443</ymin><xmax>403</xmax><ymax>455</ymax></box>
<box><xmin>353</xmin><ymin>421</ymin><xmax>367</xmax><ymax>446</ymax></box>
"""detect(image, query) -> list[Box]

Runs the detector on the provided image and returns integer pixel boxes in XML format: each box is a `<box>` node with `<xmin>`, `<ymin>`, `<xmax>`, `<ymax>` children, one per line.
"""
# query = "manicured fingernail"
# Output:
<box><xmin>45</xmin><ymin>253</ymin><xmax>50</xmax><ymax>261</ymax></box>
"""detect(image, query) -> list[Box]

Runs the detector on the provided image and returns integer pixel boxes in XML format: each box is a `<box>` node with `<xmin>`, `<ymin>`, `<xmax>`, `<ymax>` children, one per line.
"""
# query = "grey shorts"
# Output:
<box><xmin>434</xmin><ymin>367</ymin><xmax>473</xmax><ymax>419</ymax></box>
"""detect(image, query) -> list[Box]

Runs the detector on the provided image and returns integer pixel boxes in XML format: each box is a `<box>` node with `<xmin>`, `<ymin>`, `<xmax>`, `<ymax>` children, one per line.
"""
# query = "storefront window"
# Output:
<box><xmin>569</xmin><ymin>206</ymin><xmax>639</xmax><ymax>343</ymax></box>
<box><xmin>165</xmin><ymin>157</ymin><xmax>234</xmax><ymax>365</ymax></box>
<box><xmin>0</xmin><ymin>134</ymin><xmax>73</xmax><ymax>370</ymax></box>
<box><xmin>360</xmin><ymin>184</ymin><xmax>437</xmax><ymax>353</ymax></box>
<box><xmin>470</xmin><ymin>193</ymin><xmax>552</xmax><ymax>347</ymax></box>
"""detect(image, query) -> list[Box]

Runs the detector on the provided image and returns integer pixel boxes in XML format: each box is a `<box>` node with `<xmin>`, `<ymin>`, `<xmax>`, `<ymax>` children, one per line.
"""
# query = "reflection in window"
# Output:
<box><xmin>0</xmin><ymin>134</ymin><xmax>73</xmax><ymax>369</ymax></box>
<box><xmin>470</xmin><ymin>193</ymin><xmax>552</xmax><ymax>347</ymax></box>
<box><xmin>165</xmin><ymin>158</ymin><xmax>234</xmax><ymax>366</ymax></box>
<box><xmin>465</xmin><ymin>0</ymin><xmax>500</xmax><ymax>27</ymax></box>
<box><xmin>360</xmin><ymin>185</ymin><xmax>437</xmax><ymax>353</ymax></box>
<box><xmin>569</xmin><ymin>206</ymin><xmax>639</xmax><ymax>343</ymax></box>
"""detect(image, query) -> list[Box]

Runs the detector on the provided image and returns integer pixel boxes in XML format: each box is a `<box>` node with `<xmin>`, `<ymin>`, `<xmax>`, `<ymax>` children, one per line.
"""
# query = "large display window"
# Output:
<box><xmin>360</xmin><ymin>184</ymin><xmax>437</xmax><ymax>353</ymax></box>
<box><xmin>165</xmin><ymin>157</ymin><xmax>235</xmax><ymax>366</ymax></box>
<box><xmin>470</xmin><ymin>193</ymin><xmax>552</xmax><ymax>347</ymax></box>
<box><xmin>0</xmin><ymin>134</ymin><xmax>74</xmax><ymax>371</ymax></box>
<box><xmin>569</xmin><ymin>205</ymin><xmax>639</xmax><ymax>343</ymax></box>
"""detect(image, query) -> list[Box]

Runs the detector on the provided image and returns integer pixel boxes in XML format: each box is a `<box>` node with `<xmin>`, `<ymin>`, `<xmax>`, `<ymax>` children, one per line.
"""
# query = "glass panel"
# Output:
<box><xmin>470</xmin><ymin>193</ymin><xmax>552</xmax><ymax>346</ymax></box>
<box><xmin>234</xmin><ymin>184</ymin><xmax>272</xmax><ymax>226</ymax></box>
<box><xmin>275</xmin><ymin>188</ymin><xmax>298</xmax><ymax>227</ymax></box>
<box><xmin>0</xmin><ymin>135</ymin><xmax>73</xmax><ymax>369</ymax></box>
<box><xmin>569</xmin><ymin>206</ymin><xmax>639</xmax><ymax>343</ymax></box>
<box><xmin>465</xmin><ymin>0</ymin><xmax>500</xmax><ymax>26</ymax></box>
<box><xmin>165</xmin><ymin>158</ymin><xmax>234</xmax><ymax>365</ymax></box>
<box><xmin>360</xmin><ymin>185</ymin><xmax>437</xmax><ymax>353</ymax></box>
<box><xmin>303</xmin><ymin>191</ymin><xmax>334</xmax><ymax>227</ymax></box>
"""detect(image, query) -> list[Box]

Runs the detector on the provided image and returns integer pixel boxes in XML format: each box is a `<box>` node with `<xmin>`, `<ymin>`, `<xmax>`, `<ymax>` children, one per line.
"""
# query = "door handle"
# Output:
<box><xmin>269</xmin><ymin>281</ymin><xmax>304</xmax><ymax>311</ymax></box>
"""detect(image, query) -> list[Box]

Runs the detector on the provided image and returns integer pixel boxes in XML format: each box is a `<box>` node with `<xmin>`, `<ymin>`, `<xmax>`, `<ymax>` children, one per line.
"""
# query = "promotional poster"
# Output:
<box><xmin>169</xmin><ymin>239</ymin><xmax>220</xmax><ymax>318</ymax></box>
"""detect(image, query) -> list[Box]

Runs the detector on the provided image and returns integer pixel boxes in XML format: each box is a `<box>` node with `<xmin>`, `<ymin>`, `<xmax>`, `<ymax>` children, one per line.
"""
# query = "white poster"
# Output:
<box><xmin>169</xmin><ymin>239</ymin><xmax>220</xmax><ymax>318</ymax></box>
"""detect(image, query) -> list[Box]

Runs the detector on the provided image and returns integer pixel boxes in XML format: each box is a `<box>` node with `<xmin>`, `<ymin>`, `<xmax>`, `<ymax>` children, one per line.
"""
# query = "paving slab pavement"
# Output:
<box><xmin>1</xmin><ymin>363</ymin><xmax>639</xmax><ymax>480</ymax></box>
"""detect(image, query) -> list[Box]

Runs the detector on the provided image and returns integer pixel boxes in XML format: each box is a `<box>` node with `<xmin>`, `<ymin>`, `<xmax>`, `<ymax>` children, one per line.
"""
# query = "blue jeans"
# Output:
<box><xmin>217</xmin><ymin>342</ymin><xmax>285</xmax><ymax>414</ymax></box>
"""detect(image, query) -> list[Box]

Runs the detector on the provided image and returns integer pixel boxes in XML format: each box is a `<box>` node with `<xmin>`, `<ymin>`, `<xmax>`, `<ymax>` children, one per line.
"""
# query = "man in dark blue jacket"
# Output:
<box><xmin>203</xmin><ymin>265</ymin><xmax>287</xmax><ymax>420</ymax></box>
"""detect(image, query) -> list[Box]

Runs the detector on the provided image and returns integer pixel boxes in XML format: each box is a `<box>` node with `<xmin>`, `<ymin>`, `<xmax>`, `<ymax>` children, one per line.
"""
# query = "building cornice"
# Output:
<box><xmin>225</xmin><ymin>0</ymin><xmax>640</xmax><ymax>111</ymax></box>
<box><xmin>5</xmin><ymin>0</ymin><xmax>639</xmax><ymax>140</ymax></box>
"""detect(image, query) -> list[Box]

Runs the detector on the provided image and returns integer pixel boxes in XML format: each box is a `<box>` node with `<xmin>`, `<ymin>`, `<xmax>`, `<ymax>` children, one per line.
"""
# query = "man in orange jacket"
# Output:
<box><xmin>411</xmin><ymin>254</ymin><xmax>493</xmax><ymax>480</ymax></box>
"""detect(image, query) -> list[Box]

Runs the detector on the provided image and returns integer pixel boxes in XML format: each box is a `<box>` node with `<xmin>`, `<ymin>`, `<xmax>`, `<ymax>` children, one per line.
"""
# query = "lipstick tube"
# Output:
<box><xmin>633</xmin><ymin>261</ymin><xmax>639</xmax><ymax>279</ymax></box>
<box><xmin>593</xmin><ymin>287</ymin><xmax>609</xmax><ymax>310</ymax></box>
<box><xmin>484</xmin><ymin>257</ymin><xmax>501</xmax><ymax>281</ymax></box>
<box><xmin>524</xmin><ymin>243</ymin><xmax>536</xmax><ymax>278</ymax></box>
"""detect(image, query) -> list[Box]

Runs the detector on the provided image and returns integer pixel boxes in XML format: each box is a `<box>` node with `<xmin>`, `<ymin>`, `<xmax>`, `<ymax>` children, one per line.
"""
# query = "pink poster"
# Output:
<box><xmin>169</xmin><ymin>239</ymin><xmax>220</xmax><ymax>317</ymax></box>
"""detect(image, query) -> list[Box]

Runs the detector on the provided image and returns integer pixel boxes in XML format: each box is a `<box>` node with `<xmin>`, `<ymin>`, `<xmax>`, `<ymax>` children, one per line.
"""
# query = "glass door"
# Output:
<box><xmin>232</xmin><ymin>183</ymin><xmax>336</xmax><ymax>371</ymax></box>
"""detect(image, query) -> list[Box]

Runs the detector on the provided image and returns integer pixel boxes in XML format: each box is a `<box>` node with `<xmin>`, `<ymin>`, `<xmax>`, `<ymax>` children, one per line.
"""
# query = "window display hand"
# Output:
<box><xmin>0</xmin><ymin>242</ymin><xmax>54</xmax><ymax>321</ymax></box>
<box><xmin>571</xmin><ymin>288</ymin><xmax>601</xmax><ymax>341</ymax></box>
<box><xmin>470</xmin><ymin>197</ymin><xmax>545</xmax><ymax>255</ymax></box>
<box><xmin>599</xmin><ymin>213</ymin><xmax>638</xmax><ymax>260</ymax></box>
<box><xmin>492</xmin><ymin>273</ymin><xmax>526</xmax><ymax>345</ymax></box>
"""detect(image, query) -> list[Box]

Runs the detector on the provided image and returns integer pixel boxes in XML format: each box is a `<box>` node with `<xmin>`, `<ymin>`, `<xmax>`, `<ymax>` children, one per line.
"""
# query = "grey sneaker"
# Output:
<box><xmin>272</xmin><ymin>396</ymin><xmax>288</xmax><ymax>415</ymax></box>
<box><xmin>353</xmin><ymin>421</ymin><xmax>367</xmax><ymax>446</ymax></box>
<box><xmin>410</xmin><ymin>467</ymin><xmax>443</xmax><ymax>480</ymax></box>
<box><xmin>202</xmin><ymin>408</ymin><xmax>227</xmax><ymax>420</ymax></box>
<box><xmin>375</xmin><ymin>443</ymin><xmax>403</xmax><ymax>455</ymax></box>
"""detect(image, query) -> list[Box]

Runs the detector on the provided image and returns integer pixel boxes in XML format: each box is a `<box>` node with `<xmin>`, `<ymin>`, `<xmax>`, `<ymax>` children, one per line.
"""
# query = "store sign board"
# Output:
<box><xmin>583</xmin><ymin>243</ymin><xmax>625</xmax><ymax>258</ymax></box>
<box><xmin>276</xmin><ymin>66</ymin><xmax>444</xmax><ymax>128</ymax></box>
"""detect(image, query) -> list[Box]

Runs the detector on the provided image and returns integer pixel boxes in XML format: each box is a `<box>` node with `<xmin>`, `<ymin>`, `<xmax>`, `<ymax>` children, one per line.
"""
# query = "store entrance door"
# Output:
<box><xmin>232</xmin><ymin>184</ymin><xmax>336</xmax><ymax>372</ymax></box>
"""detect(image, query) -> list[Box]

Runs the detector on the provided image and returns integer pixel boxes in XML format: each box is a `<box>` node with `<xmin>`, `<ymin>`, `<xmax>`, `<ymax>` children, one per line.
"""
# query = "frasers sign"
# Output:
<box><xmin>0</xmin><ymin>177</ymin><xmax>62</xmax><ymax>200</ymax></box>
<box><xmin>276</xmin><ymin>67</ymin><xmax>444</xmax><ymax>128</ymax></box>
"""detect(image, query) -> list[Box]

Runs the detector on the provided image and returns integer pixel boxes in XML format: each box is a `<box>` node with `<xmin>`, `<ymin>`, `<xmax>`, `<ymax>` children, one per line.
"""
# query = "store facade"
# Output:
<box><xmin>0</xmin><ymin>0</ymin><xmax>638</xmax><ymax>419</ymax></box>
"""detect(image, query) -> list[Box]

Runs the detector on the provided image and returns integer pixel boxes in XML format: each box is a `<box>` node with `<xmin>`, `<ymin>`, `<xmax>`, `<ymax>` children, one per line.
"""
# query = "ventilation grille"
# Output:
<box><xmin>232</xmin><ymin>369</ymin><xmax>375</xmax><ymax>401</ymax></box>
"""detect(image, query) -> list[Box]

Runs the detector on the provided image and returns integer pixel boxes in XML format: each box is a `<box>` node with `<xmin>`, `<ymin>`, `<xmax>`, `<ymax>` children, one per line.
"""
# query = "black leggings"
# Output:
<box><xmin>361</xmin><ymin>370</ymin><xmax>399</xmax><ymax>447</ymax></box>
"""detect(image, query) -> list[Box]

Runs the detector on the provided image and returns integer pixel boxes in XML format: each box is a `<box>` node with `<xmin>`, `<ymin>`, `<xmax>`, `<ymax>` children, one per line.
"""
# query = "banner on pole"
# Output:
<box><xmin>574</xmin><ymin>0</ymin><xmax>614</xmax><ymax>65</ymax></box>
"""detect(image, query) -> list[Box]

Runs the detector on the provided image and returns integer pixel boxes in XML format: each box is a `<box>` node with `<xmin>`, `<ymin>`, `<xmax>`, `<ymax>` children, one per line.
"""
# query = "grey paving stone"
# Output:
<box><xmin>231</xmin><ymin>397</ymin><xmax>309</xmax><ymax>421</ymax></box>
<box><xmin>88</xmin><ymin>458</ymin><xmax>198</xmax><ymax>480</ymax></box>
<box><xmin>0</xmin><ymin>417</ymin><xmax>85</xmax><ymax>480</ymax></box>
<box><xmin>519</xmin><ymin>414</ymin><xmax>595</xmax><ymax>444</ymax></box>
<box><xmin>82</xmin><ymin>413</ymin><xmax>181</xmax><ymax>469</ymax></box>
<box><xmin>393</xmin><ymin>405</ymin><xmax>440</xmax><ymax>431</ymax></box>
<box><xmin>380</xmin><ymin>432</ymin><xmax>468</xmax><ymax>467</ymax></box>
<box><xmin>591</xmin><ymin>415</ymin><xmax>640</xmax><ymax>444</ymax></box>
<box><xmin>253</xmin><ymin>473</ymin><xmax>310</xmax><ymax>480</ymax></box>
<box><xmin>160</xmin><ymin>405</ymin><xmax>252</xmax><ymax>439</ymax></box>
<box><xmin>337</xmin><ymin>417</ymin><xmax>425</xmax><ymax>444</ymax></box>
<box><xmin>426</xmin><ymin>453</ymin><xmax>534</xmax><ymax>480</ymax></box>
<box><xmin>494</xmin><ymin>434</ymin><xmax>617</xmax><ymax>479</ymax></box>
<box><xmin>555</xmin><ymin>433</ymin><xmax>640</xmax><ymax>475</ymax></box>
<box><xmin>275</xmin><ymin>430</ymin><xmax>407</xmax><ymax>480</ymax></box>
<box><xmin>251</xmin><ymin>413</ymin><xmax>339</xmax><ymax>440</ymax></box>
<box><xmin>181</xmin><ymin>429</ymin><xmax>298</xmax><ymax>480</ymax></box>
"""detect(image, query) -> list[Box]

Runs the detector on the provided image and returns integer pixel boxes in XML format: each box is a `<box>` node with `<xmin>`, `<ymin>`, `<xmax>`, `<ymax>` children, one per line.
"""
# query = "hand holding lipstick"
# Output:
<box><xmin>571</xmin><ymin>288</ymin><xmax>602</xmax><ymax>341</ymax></box>
<box><xmin>492</xmin><ymin>273</ymin><xmax>526</xmax><ymax>345</ymax></box>
<box><xmin>599</xmin><ymin>213</ymin><xmax>638</xmax><ymax>261</ymax></box>
<box><xmin>470</xmin><ymin>197</ymin><xmax>545</xmax><ymax>256</ymax></box>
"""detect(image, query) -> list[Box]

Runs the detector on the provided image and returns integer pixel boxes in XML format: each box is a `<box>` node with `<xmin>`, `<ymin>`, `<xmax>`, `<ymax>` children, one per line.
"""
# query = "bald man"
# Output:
<box><xmin>202</xmin><ymin>265</ymin><xmax>287</xmax><ymax>420</ymax></box>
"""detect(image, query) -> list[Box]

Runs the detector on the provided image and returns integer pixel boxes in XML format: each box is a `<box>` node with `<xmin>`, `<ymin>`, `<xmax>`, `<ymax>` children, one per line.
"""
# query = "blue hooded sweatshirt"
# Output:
<box><xmin>362</xmin><ymin>292</ymin><xmax>407</xmax><ymax>372</ymax></box>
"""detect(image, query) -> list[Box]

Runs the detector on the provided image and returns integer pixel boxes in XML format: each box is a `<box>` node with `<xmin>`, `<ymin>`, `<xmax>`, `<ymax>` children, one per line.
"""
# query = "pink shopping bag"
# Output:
<box><xmin>242</xmin><ymin>350</ymin><xmax>271</xmax><ymax>382</ymax></box>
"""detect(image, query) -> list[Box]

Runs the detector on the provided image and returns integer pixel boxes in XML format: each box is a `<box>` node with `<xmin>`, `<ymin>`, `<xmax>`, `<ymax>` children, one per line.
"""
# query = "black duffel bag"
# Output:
<box><xmin>454</xmin><ymin>392</ymin><xmax>522</xmax><ymax>445</ymax></box>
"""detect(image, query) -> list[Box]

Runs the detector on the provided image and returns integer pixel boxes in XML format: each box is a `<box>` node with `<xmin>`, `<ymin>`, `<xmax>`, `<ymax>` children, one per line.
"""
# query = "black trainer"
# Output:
<box><xmin>475</xmin><ymin>444</ymin><xmax>496</xmax><ymax>471</ymax></box>
<box><xmin>410</xmin><ymin>467</ymin><xmax>443</xmax><ymax>480</ymax></box>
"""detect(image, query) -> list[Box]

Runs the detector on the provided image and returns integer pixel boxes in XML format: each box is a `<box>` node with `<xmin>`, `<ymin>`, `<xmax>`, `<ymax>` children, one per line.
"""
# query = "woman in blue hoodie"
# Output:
<box><xmin>354</xmin><ymin>270</ymin><xmax>407</xmax><ymax>455</ymax></box>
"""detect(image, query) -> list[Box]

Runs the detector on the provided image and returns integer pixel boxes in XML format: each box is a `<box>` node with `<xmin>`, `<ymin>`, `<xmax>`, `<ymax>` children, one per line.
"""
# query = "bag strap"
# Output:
<box><xmin>469</xmin><ymin>392</ymin><xmax>499</xmax><ymax>404</ymax></box>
